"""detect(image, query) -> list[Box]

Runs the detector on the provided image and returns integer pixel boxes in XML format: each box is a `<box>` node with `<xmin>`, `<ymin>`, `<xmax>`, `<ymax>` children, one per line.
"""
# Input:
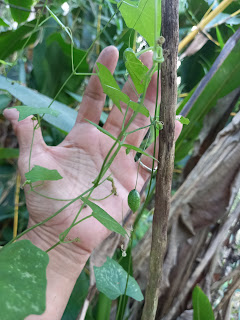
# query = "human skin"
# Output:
<box><xmin>4</xmin><ymin>46</ymin><xmax>182</xmax><ymax>319</ymax></box>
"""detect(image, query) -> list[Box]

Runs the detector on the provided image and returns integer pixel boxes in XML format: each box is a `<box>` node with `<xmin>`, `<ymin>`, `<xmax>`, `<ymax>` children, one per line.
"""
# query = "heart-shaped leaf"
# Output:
<box><xmin>0</xmin><ymin>240</ymin><xmax>49</xmax><ymax>319</ymax></box>
<box><xmin>94</xmin><ymin>257</ymin><xmax>144</xmax><ymax>301</ymax></box>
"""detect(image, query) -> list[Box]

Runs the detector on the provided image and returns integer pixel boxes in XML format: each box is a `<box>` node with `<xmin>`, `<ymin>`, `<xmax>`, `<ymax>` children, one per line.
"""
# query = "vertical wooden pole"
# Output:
<box><xmin>141</xmin><ymin>0</ymin><xmax>179</xmax><ymax>319</ymax></box>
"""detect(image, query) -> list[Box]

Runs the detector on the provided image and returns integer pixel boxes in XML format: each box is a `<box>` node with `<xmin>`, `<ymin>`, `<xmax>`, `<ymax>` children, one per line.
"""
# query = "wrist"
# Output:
<box><xmin>22</xmin><ymin>221</ymin><xmax>90</xmax><ymax>319</ymax></box>
<box><xmin>22</xmin><ymin>219</ymin><xmax>90</xmax><ymax>279</ymax></box>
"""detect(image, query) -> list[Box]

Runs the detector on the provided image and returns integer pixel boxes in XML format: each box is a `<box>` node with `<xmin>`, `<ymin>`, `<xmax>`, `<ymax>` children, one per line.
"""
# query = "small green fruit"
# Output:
<box><xmin>128</xmin><ymin>189</ymin><xmax>140</xmax><ymax>213</ymax></box>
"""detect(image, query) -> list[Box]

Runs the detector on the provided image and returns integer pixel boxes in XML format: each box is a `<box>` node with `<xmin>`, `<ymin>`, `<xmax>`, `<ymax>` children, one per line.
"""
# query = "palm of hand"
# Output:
<box><xmin>4</xmin><ymin>46</ymin><xmax>182</xmax><ymax>256</ymax></box>
<box><xmin>21</xmin><ymin>123</ymin><xmax>144</xmax><ymax>253</ymax></box>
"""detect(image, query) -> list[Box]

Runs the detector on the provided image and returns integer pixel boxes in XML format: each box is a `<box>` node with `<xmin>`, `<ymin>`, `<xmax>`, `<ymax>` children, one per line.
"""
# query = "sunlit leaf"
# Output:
<box><xmin>216</xmin><ymin>26</ymin><xmax>224</xmax><ymax>49</ymax></box>
<box><xmin>0</xmin><ymin>240</ymin><xmax>49</xmax><ymax>319</ymax></box>
<box><xmin>97</xmin><ymin>62</ymin><xmax>129</xmax><ymax>112</ymax></box>
<box><xmin>119</xmin><ymin>0</ymin><xmax>161</xmax><ymax>46</ymax></box>
<box><xmin>25</xmin><ymin>165</ymin><xmax>63</xmax><ymax>183</ymax></box>
<box><xmin>124</xmin><ymin>49</ymin><xmax>149</xmax><ymax>94</ymax></box>
<box><xmin>129</xmin><ymin>101</ymin><xmax>149</xmax><ymax>117</ymax></box>
<box><xmin>94</xmin><ymin>257</ymin><xmax>144</xmax><ymax>301</ymax></box>
<box><xmin>176</xmin><ymin>115</ymin><xmax>190</xmax><ymax>125</ymax></box>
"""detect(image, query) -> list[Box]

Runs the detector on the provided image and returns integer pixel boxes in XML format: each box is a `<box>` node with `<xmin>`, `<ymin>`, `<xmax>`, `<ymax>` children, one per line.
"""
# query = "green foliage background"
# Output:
<box><xmin>0</xmin><ymin>0</ymin><xmax>240</xmax><ymax>319</ymax></box>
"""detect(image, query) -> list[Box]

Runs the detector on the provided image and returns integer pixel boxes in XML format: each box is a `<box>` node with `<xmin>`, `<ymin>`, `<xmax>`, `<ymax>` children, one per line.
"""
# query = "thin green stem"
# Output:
<box><xmin>47</xmin><ymin>0</ymin><xmax>124</xmax><ymax>110</ymax></box>
<box><xmin>46</xmin><ymin>241</ymin><xmax>60</xmax><ymax>253</ymax></box>
<box><xmin>135</xmin><ymin>47</ymin><xmax>154</xmax><ymax>56</ymax></box>
<box><xmin>31</xmin><ymin>188</ymin><xmax>76</xmax><ymax>201</ymax></box>
<box><xmin>46</xmin><ymin>214</ymin><xmax>93</xmax><ymax>252</ymax></box>
<box><xmin>122</xmin><ymin>103</ymin><xmax>130</xmax><ymax>131</ymax></box>
<box><xmin>116</xmin><ymin>295</ymin><xmax>123</xmax><ymax>320</ymax></box>
<box><xmin>120</xmin><ymin>236</ymin><xmax>133</xmax><ymax>320</ymax></box>
<box><xmin>145</xmin><ymin>65</ymin><xmax>160</xmax><ymax>201</ymax></box>
<box><xmin>133</xmin><ymin>181</ymin><xmax>155</xmax><ymax>230</ymax></box>
<box><xmin>7</xmin><ymin>186</ymin><xmax>95</xmax><ymax>246</ymax></box>
<box><xmin>90</xmin><ymin>192</ymin><xmax>114</xmax><ymax>201</ymax></box>
<box><xmin>124</xmin><ymin>124</ymin><xmax>151</xmax><ymax>136</ymax></box>
<box><xmin>70</xmin><ymin>213</ymin><xmax>93</xmax><ymax>228</ymax></box>
<box><xmin>29</xmin><ymin>123</ymin><xmax>36</xmax><ymax>171</ymax></box>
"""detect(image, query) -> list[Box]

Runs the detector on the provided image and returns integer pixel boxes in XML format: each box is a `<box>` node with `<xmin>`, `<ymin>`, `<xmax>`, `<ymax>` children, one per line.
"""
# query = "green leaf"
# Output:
<box><xmin>175</xmin><ymin>36</ymin><xmax>240</xmax><ymax>161</ymax></box>
<box><xmin>129</xmin><ymin>101</ymin><xmax>149</xmax><ymax>117</ymax></box>
<box><xmin>85</xmin><ymin>119</ymin><xmax>117</xmax><ymax>142</ymax></box>
<box><xmin>0</xmin><ymin>148</ymin><xmax>19</xmax><ymax>159</ymax></box>
<box><xmin>0</xmin><ymin>240</ymin><xmax>49</xmax><ymax>319</ymax></box>
<box><xmin>80</xmin><ymin>197</ymin><xmax>127</xmax><ymax>237</ymax></box>
<box><xmin>124</xmin><ymin>50</ymin><xmax>149</xmax><ymax>94</ymax></box>
<box><xmin>8</xmin><ymin>0</ymin><xmax>33</xmax><ymax>23</ymax></box>
<box><xmin>94</xmin><ymin>257</ymin><xmax>144</xmax><ymax>301</ymax></box>
<box><xmin>0</xmin><ymin>76</ymin><xmax>77</xmax><ymax>134</ymax></box>
<box><xmin>216</xmin><ymin>27</ymin><xmax>224</xmax><ymax>50</ymax></box>
<box><xmin>176</xmin><ymin>115</ymin><xmax>190</xmax><ymax>125</ymax></box>
<box><xmin>11</xmin><ymin>106</ymin><xmax>59</xmax><ymax>121</ymax></box>
<box><xmin>0</xmin><ymin>19</ymin><xmax>42</xmax><ymax>60</ymax></box>
<box><xmin>96</xmin><ymin>292</ymin><xmax>112</xmax><ymax>320</ymax></box>
<box><xmin>192</xmin><ymin>286</ymin><xmax>215</xmax><ymax>320</ymax></box>
<box><xmin>122</xmin><ymin>144</ymin><xmax>158</xmax><ymax>161</ymax></box>
<box><xmin>0</xmin><ymin>18</ymin><xmax>9</xmax><ymax>27</ymax></box>
<box><xmin>0</xmin><ymin>94</ymin><xmax>11</xmax><ymax>111</ymax></box>
<box><xmin>25</xmin><ymin>165</ymin><xmax>63</xmax><ymax>183</ymax></box>
<box><xmin>97</xmin><ymin>62</ymin><xmax>129</xmax><ymax>112</ymax></box>
<box><xmin>119</xmin><ymin>0</ymin><xmax>161</xmax><ymax>46</ymax></box>
<box><xmin>62</xmin><ymin>271</ymin><xmax>90</xmax><ymax>320</ymax></box>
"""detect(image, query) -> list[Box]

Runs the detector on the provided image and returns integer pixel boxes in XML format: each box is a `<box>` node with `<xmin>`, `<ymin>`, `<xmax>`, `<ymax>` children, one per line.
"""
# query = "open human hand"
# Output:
<box><xmin>4</xmin><ymin>45</ymin><xmax>182</xmax><ymax>265</ymax></box>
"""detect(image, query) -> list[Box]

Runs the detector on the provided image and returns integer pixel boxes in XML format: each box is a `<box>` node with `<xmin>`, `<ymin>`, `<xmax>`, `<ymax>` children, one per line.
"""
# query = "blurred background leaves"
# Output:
<box><xmin>0</xmin><ymin>0</ymin><xmax>240</xmax><ymax>319</ymax></box>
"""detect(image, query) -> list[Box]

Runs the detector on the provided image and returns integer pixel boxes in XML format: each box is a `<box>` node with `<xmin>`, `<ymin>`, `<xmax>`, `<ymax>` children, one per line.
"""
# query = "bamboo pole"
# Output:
<box><xmin>178</xmin><ymin>0</ymin><xmax>234</xmax><ymax>52</ymax></box>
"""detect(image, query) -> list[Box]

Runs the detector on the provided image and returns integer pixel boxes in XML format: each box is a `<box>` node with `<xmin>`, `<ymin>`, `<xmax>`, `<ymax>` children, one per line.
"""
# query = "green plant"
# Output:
<box><xmin>0</xmin><ymin>0</ymin><xmax>239</xmax><ymax>319</ymax></box>
<box><xmin>128</xmin><ymin>189</ymin><xmax>141</xmax><ymax>212</ymax></box>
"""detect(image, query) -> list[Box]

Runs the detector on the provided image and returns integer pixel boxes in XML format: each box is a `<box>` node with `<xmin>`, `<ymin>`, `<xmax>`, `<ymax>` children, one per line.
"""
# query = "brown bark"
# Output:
<box><xmin>141</xmin><ymin>1</ymin><xmax>179</xmax><ymax>319</ymax></box>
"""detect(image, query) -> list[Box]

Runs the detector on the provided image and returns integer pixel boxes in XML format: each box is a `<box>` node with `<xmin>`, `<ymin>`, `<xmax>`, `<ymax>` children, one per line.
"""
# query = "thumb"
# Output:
<box><xmin>3</xmin><ymin>108</ymin><xmax>45</xmax><ymax>156</ymax></box>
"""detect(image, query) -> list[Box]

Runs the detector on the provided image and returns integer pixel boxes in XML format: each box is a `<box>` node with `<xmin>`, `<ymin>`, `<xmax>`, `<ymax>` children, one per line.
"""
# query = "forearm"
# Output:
<box><xmin>22</xmin><ymin>223</ymin><xmax>90</xmax><ymax>320</ymax></box>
